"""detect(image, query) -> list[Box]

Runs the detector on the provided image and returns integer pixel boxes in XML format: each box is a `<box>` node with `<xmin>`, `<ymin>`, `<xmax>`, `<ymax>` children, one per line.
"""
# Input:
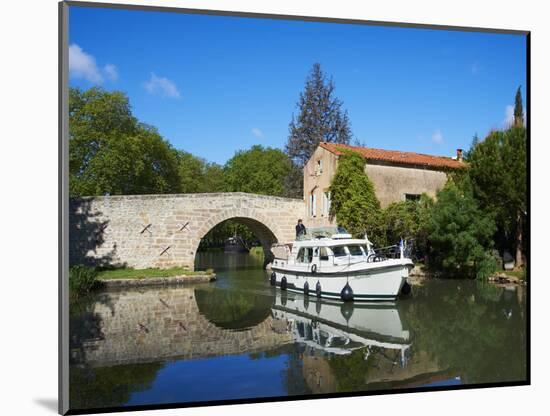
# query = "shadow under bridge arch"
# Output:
<box><xmin>193</xmin><ymin>211</ymin><xmax>284</xmax><ymax>269</ymax></box>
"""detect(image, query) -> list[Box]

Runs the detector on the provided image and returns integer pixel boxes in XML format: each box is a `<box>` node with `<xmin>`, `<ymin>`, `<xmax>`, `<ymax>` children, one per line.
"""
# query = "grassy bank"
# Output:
<box><xmin>70</xmin><ymin>265</ymin><xmax>215</xmax><ymax>297</ymax></box>
<box><xmin>97</xmin><ymin>267</ymin><xmax>214</xmax><ymax>280</ymax></box>
<box><xmin>499</xmin><ymin>270</ymin><xmax>524</xmax><ymax>279</ymax></box>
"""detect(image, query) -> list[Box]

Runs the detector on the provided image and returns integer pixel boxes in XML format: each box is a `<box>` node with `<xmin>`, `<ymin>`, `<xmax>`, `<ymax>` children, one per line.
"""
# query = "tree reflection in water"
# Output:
<box><xmin>320</xmin><ymin>280</ymin><xmax>526</xmax><ymax>392</ymax></box>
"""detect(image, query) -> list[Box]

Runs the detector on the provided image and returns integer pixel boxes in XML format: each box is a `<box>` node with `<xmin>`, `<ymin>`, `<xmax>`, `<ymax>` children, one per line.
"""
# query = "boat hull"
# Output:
<box><xmin>271</xmin><ymin>260</ymin><xmax>412</xmax><ymax>301</ymax></box>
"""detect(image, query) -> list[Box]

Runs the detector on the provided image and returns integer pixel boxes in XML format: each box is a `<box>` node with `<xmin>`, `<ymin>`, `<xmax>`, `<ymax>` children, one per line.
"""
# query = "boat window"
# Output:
<box><xmin>319</xmin><ymin>247</ymin><xmax>329</xmax><ymax>261</ymax></box>
<box><xmin>332</xmin><ymin>246</ymin><xmax>348</xmax><ymax>257</ymax></box>
<box><xmin>296</xmin><ymin>247</ymin><xmax>314</xmax><ymax>263</ymax></box>
<box><xmin>347</xmin><ymin>245</ymin><xmax>363</xmax><ymax>256</ymax></box>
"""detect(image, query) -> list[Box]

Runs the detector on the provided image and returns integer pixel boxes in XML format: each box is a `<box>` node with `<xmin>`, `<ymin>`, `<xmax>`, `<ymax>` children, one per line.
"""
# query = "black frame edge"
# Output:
<box><xmin>59</xmin><ymin>1</ymin><xmax>70</xmax><ymax>415</ymax></box>
<box><xmin>63</xmin><ymin>0</ymin><xmax>530</xmax><ymax>35</ymax></box>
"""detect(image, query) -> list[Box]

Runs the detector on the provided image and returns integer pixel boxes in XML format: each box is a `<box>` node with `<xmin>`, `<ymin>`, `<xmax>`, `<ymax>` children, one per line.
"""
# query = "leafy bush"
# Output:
<box><xmin>377</xmin><ymin>195</ymin><xmax>433</xmax><ymax>253</ymax></box>
<box><xmin>69</xmin><ymin>265</ymin><xmax>99</xmax><ymax>297</ymax></box>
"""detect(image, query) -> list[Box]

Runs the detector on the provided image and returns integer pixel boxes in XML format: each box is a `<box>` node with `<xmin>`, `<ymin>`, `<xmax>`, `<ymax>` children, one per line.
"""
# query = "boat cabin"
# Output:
<box><xmin>272</xmin><ymin>227</ymin><xmax>378</xmax><ymax>270</ymax></box>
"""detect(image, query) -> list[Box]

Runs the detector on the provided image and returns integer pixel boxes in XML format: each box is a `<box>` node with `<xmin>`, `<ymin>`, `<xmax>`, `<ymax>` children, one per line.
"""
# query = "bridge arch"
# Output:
<box><xmin>191</xmin><ymin>208</ymin><xmax>285</xmax><ymax>267</ymax></box>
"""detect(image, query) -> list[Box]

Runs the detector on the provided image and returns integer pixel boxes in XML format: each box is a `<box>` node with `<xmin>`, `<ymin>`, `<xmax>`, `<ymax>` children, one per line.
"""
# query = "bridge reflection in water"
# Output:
<box><xmin>71</xmin><ymin>286</ymin><xmax>291</xmax><ymax>367</ymax></box>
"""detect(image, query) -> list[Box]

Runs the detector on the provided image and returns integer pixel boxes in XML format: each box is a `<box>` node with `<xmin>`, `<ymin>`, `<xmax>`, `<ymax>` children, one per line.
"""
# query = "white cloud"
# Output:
<box><xmin>504</xmin><ymin>105</ymin><xmax>515</xmax><ymax>127</ymax></box>
<box><xmin>144</xmin><ymin>73</ymin><xmax>181</xmax><ymax>99</ymax></box>
<box><xmin>103</xmin><ymin>64</ymin><xmax>119</xmax><ymax>82</ymax></box>
<box><xmin>251</xmin><ymin>128</ymin><xmax>264</xmax><ymax>139</ymax></box>
<box><xmin>69</xmin><ymin>44</ymin><xmax>118</xmax><ymax>84</ymax></box>
<box><xmin>69</xmin><ymin>44</ymin><xmax>103</xmax><ymax>83</ymax></box>
<box><xmin>432</xmin><ymin>130</ymin><xmax>443</xmax><ymax>144</ymax></box>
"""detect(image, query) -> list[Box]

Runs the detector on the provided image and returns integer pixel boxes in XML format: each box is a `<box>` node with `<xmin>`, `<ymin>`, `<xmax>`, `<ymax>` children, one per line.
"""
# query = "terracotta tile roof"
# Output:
<box><xmin>319</xmin><ymin>142</ymin><xmax>465</xmax><ymax>170</ymax></box>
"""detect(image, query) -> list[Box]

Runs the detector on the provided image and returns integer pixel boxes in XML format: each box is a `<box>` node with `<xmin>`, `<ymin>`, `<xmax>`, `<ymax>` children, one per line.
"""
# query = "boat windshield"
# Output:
<box><xmin>304</xmin><ymin>226</ymin><xmax>349</xmax><ymax>239</ymax></box>
<box><xmin>332</xmin><ymin>246</ymin><xmax>348</xmax><ymax>257</ymax></box>
<box><xmin>347</xmin><ymin>245</ymin><xmax>364</xmax><ymax>256</ymax></box>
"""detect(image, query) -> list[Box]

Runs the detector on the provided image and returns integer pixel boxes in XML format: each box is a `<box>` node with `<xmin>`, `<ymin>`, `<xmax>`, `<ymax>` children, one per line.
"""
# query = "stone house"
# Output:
<box><xmin>303</xmin><ymin>142</ymin><xmax>465</xmax><ymax>227</ymax></box>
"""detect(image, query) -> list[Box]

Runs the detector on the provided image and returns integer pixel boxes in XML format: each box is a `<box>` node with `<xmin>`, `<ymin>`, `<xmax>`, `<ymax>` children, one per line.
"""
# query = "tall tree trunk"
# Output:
<box><xmin>515</xmin><ymin>212</ymin><xmax>523</xmax><ymax>269</ymax></box>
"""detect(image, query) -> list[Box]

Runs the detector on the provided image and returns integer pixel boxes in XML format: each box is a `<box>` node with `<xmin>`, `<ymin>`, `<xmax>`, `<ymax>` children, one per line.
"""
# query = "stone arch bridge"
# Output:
<box><xmin>69</xmin><ymin>192</ymin><xmax>305</xmax><ymax>270</ymax></box>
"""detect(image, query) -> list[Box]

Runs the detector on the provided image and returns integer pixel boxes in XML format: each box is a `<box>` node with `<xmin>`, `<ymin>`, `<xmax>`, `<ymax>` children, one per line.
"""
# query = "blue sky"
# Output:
<box><xmin>69</xmin><ymin>6</ymin><xmax>527</xmax><ymax>165</ymax></box>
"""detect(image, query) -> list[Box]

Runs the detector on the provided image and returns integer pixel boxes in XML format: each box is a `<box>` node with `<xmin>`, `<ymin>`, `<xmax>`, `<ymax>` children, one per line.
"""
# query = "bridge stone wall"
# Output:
<box><xmin>70</xmin><ymin>192</ymin><xmax>305</xmax><ymax>270</ymax></box>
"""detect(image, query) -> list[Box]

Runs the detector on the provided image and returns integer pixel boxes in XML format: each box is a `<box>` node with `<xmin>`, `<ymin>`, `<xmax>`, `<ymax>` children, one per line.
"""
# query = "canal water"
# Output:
<box><xmin>69</xmin><ymin>251</ymin><xmax>527</xmax><ymax>410</ymax></box>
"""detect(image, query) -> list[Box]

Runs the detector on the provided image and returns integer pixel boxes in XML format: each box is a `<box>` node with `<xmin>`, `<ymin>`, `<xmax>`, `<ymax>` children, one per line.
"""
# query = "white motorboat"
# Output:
<box><xmin>270</xmin><ymin>227</ymin><xmax>414</xmax><ymax>302</ymax></box>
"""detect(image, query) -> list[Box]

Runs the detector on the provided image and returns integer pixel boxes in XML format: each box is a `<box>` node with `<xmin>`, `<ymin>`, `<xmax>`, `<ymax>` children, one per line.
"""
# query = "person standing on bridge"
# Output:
<box><xmin>295</xmin><ymin>219</ymin><xmax>307</xmax><ymax>240</ymax></box>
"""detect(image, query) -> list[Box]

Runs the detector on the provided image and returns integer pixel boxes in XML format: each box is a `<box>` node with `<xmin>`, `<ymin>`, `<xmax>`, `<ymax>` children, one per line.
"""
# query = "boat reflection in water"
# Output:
<box><xmin>272</xmin><ymin>291</ymin><xmax>411</xmax><ymax>362</ymax></box>
<box><xmin>270</xmin><ymin>291</ymin><xmax>459</xmax><ymax>394</ymax></box>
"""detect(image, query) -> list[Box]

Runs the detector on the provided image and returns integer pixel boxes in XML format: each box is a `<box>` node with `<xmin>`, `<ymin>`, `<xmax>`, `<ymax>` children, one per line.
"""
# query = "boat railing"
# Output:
<box><xmin>372</xmin><ymin>244</ymin><xmax>401</xmax><ymax>259</ymax></box>
<box><xmin>372</xmin><ymin>239</ymin><xmax>415</xmax><ymax>260</ymax></box>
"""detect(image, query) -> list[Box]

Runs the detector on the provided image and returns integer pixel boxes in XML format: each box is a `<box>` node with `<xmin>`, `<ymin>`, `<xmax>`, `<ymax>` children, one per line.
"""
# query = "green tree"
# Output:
<box><xmin>69</xmin><ymin>87</ymin><xmax>180</xmax><ymax>196</ymax></box>
<box><xmin>177</xmin><ymin>151</ymin><xmax>208</xmax><ymax>193</ymax></box>
<box><xmin>468</xmin><ymin>125</ymin><xmax>527</xmax><ymax>267</ymax></box>
<box><xmin>282</xmin><ymin>161</ymin><xmax>304</xmax><ymax>199</ymax></box>
<box><xmin>329</xmin><ymin>150</ymin><xmax>380</xmax><ymax>239</ymax></box>
<box><xmin>514</xmin><ymin>86</ymin><xmax>523</xmax><ymax>127</ymax></box>
<box><xmin>176</xmin><ymin>151</ymin><xmax>226</xmax><ymax>193</ymax></box>
<box><xmin>463</xmin><ymin>133</ymin><xmax>479</xmax><ymax>161</ymax></box>
<box><xmin>203</xmin><ymin>163</ymin><xmax>226</xmax><ymax>192</ymax></box>
<box><xmin>285</xmin><ymin>63</ymin><xmax>353</xmax><ymax>196</ymax></box>
<box><xmin>224</xmin><ymin>145</ymin><xmax>292</xmax><ymax>196</ymax></box>
<box><xmin>426</xmin><ymin>180</ymin><xmax>497</xmax><ymax>279</ymax></box>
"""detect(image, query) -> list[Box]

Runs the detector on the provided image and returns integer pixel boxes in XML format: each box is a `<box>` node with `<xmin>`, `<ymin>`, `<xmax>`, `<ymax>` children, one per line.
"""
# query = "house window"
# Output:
<box><xmin>405</xmin><ymin>193</ymin><xmax>421</xmax><ymax>202</ymax></box>
<box><xmin>316</xmin><ymin>159</ymin><xmax>323</xmax><ymax>175</ymax></box>
<box><xmin>310</xmin><ymin>193</ymin><xmax>317</xmax><ymax>217</ymax></box>
<box><xmin>322</xmin><ymin>191</ymin><xmax>331</xmax><ymax>216</ymax></box>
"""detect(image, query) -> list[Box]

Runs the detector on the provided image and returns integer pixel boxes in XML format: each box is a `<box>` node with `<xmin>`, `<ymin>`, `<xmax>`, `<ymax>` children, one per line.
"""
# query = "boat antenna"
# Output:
<box><xmin>364</xmin><ymin>232</ymin><xmax>373</xmax><ymax>254</ymax></box>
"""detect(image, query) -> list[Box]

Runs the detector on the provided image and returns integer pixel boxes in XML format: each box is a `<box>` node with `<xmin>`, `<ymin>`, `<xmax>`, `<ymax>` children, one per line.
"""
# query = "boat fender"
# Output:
<box><xmin>281</xmin><ymin>276</ymin><xmax>287</xmax><ymax>290</ymax></box>
<box><xmin>311</xmin><ymin>264</ymin><xmax>317</xmax><ymax>274</ymax></box>
<box><xmin>270</xmin><ymin>272</ymin><xmax>276</xmax><ymax>286</ymax></box>
<box><xmin>303</xmin><ymin>281</ymin><xmax>309</xmax><ymax>295</ymax></box>
<box><xmin>316</xmin><ymin>281</ymin><xmax>322</xmax><ymax>298</ymax></box>
<box><xmin>340</xmin><ymin>282</ymin><xmax>354</xmax><ymax>302</ymax></box>
<box><xmin>400</xmin><ymin>281</ymin><xmax>412</xmax><ymax>296</ymax></box>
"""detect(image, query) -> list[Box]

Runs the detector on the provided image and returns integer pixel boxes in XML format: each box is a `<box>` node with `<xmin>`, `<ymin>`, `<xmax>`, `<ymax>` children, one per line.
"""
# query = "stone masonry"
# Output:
<box><xmin>69</xmin><ymin>192</ymin><xmax>305</xmax><ymax>270</ymax></box>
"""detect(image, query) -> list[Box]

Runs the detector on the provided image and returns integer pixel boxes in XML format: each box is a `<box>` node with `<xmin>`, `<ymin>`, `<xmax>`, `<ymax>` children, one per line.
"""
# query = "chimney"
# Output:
<box><xmin>456</xmin><ymin>148</ymin><xmax>463</xmax><ymax>162</ymax></box>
